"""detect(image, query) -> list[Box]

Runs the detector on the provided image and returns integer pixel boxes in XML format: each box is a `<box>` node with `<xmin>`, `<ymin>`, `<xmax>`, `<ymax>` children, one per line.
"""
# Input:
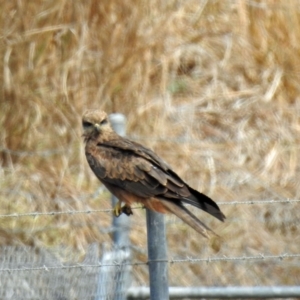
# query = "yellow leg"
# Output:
<box><xmin>113</xmin><ymin>200</ymin><xmax>123</xmax><ymax>217</ymax></box>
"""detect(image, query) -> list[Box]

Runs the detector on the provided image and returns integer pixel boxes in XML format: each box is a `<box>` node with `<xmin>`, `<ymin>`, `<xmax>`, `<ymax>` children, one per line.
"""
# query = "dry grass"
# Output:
<box><xmin>1</xmin><ymin>0</ymin><xmax>300</xmax><ymax>287</ymax></box>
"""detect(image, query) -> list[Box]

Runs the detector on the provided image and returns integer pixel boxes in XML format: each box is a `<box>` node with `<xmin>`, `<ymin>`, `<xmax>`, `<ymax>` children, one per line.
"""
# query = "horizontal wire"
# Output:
<box><xmin>0</xmin><ymin>199</ymin><xmax>299</xmax><ymax>219</ymax></box>
<box><xmin>0</xmin><ymin>208</ymin><xmax>114</xmax><ymax>218</ymax></box>
<box><xmin>217</xmin><ymin>199</ymin><xmax>300</xmax><ymax>205</ymax></box>
<box><xmin>0</xmin><ymin>253</ymin><xmax>299</xmax><ymax>273</ymax></box>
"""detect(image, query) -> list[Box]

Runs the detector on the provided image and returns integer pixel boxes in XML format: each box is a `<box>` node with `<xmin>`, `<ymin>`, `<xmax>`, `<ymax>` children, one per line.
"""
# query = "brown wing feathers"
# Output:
<box><xmin>181</xmin><ymin>187</ymin><xmax>226</xmax><ymax>221</ymax></box>
<box><xmin>94</xmin><ymin>140</ymin><xmax>225</xmax><ymax>221</ymax></box>
<box><xmin>83</xmin><ymin>109</ymin><xmax>225</xmax><ymax>237</ymax></box>
<box><xmin>159</xmin><ymin>199</ymin><xmax>214</xmax><ymax>238</ymax></box>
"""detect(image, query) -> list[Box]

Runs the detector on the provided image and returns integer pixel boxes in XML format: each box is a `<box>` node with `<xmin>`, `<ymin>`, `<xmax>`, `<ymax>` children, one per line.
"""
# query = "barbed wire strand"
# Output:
<box><xmin>0</xmin><ymin>253</ymin><xmax>299</xmax><ymax>273</ymax></box>
<box><xmin>0</xmin><ymin>199</ymin><xmax>298</xmax><ymax>219</ymax></box>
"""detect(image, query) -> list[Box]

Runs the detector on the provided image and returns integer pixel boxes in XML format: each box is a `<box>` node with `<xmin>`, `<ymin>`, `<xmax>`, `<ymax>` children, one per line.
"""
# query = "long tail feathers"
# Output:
<box><xmin>160</xmin><ymin>199</ymin><xmax>217</xmax><ymax>238</ymax></box>
<box><xmin>183</xmin><ymin>188</ymin><xmax>226</xmax><ymax>222</ymax></box>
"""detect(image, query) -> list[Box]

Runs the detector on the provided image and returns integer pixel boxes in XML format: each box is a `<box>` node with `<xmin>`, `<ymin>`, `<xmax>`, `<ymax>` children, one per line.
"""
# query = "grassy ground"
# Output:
<box><xmin>1</xmin><ymin>0</ymin><xmax>300</xmax><ymax>287</ymax></box>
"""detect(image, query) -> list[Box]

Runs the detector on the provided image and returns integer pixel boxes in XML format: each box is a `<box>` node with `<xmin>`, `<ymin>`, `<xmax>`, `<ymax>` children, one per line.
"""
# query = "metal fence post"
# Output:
<box><xmin>146</xmin><ymin>210</ymin><xmax>169</xmax><ymax>300</ymax></box>
<box><xmin>109</xmin><ymin>113</ymin><xmax>130</xmax><ymax>249</ymax></box>
<box><xmin>97</xmin><ymin>113</ymin><xmax>131</xmax><ymax>300</ymax></box>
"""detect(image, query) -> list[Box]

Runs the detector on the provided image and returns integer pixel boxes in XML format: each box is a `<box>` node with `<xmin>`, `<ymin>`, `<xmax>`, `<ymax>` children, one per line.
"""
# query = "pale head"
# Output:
<box><xmin>82</xmin><ymin>109</ymin><xmax>112</xmax><ymax>138</ymax></box>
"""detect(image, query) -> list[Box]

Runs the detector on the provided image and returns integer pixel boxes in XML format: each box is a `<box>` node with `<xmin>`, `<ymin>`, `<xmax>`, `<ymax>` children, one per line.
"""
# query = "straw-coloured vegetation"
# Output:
<box><xmin>1</xmin><ymin>0</ymin><xmax>300</xmax><ymax>286</ymax></box>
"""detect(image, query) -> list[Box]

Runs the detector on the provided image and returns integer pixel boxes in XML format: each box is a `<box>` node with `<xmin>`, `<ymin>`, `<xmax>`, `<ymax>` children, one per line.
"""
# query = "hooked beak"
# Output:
<box><xmin>94</xmin><ymin>123</ymin><xmax>101</xmax><ymax>132</ymax></box>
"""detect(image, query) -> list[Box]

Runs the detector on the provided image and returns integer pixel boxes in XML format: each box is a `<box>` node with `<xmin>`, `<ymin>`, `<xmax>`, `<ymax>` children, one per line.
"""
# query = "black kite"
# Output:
<box><xmin>82</xmin><ymin>110</ymin><xmax>225</xmax><ymax>238</ymax></box>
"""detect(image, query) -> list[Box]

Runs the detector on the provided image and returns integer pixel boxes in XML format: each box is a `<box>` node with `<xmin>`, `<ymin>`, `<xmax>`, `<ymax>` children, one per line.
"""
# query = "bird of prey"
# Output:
<box><xmin>82</xmin><ymin>109</ymin><xmax>225</xmax><ymax>238</ymax></box>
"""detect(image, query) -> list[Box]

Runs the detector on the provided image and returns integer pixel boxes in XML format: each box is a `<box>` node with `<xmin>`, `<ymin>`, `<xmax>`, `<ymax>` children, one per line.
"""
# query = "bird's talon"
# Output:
<box><xmin>113</xmin><ymin>202</ymin><xmax>133</xmax><ymax>217</ymax></box>
<box><xmin>113</xmin><ymin>201</ymin><xmax>122</xmax><ymax>217</ymax></box>
<box><xmin>121</xmin><ymin>205</ymin><xmax>133</xmax><ymax>216</ymax></box>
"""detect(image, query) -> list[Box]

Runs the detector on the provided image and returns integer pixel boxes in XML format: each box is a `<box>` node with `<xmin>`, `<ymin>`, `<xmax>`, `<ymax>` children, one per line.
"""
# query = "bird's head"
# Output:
<box><xmin>82</xmin><ymin>109</ymin><xmax>112</xmax><ymax>139</ymax></box>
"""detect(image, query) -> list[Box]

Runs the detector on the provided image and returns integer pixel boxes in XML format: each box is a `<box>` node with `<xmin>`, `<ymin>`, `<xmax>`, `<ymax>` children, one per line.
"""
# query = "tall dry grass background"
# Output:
<box><xmin>1</xmin><ymin>0</ymin><xmax>300</xmax><ymax>288</ymax></box>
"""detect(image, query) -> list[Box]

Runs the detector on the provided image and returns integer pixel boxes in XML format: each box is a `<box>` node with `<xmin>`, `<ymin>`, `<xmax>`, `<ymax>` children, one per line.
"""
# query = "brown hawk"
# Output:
<box><xmin>82</xmin><ymin>110</ymin><xmax>225</xmax><ymax>238</ymax></box>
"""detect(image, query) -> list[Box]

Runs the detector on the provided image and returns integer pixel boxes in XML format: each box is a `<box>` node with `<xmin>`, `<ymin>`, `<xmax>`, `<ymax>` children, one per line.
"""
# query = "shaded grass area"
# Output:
<box><xmin>1</xmin><ymin>0</ymin><xmax>300</xmax><ymax>286</ymax></box>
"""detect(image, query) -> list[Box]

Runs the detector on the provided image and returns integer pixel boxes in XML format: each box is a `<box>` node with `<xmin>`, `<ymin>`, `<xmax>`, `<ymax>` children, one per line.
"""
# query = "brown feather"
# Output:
<box><xmin>159</xmin><ymin>199</ymin><xmax>214</xmax><ymax>238</ymax></box>
<box><xmin>148</xmin><ymin>167</ymin><xmax>168</xmax><ymax>186</ymax></box>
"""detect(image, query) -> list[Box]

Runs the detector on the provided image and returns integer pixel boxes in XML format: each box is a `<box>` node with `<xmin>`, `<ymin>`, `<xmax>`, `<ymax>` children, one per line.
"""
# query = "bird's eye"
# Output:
<box><xmin>100</xmin><ymin>119</ymin><xmax>108</xmax><ymax>125</ymax></box>
<box><xmin>82</xmin><ymin>121</ymin><xmax>93</xmax><ymax>128</ymax></box>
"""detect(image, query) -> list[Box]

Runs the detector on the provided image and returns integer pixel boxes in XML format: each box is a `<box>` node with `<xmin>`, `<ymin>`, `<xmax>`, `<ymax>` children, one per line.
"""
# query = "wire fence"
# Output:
<box><xmin>0</xmin><ymin>199</ymin><xmax>298</xmax><ymax>218</ymax></box>
<box><xmin>2</xmin><ymin>0</ymin><xmax>300</xmax><ymax>298</ymax></box>
<box><xmin>1</xmin><ymin>145</ymin><xmax>300</xmax><ymax>298</ymax></box>
<box><xmin>0</xmin><ymin>199</ymin><xmax>299</xmax><ymax>299</ymax></box>
<box><xmin>0</xmin><ymin>241</ymin><xmax>299</xmax><ymax>298</ymax></box>
<box><xmin>2</xmin><ymin>118</ymin><xmax>300</xmax><ymax>299</ymax></box>
<box><xmin>0</xmin><ymin>252</ymin><xmax>299</xmax><ymax>273</ymax></box>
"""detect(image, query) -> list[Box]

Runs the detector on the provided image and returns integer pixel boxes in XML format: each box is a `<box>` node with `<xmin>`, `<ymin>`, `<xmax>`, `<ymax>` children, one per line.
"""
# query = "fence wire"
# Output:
<box><xmin>0</xmin><ymin>199</ymin><xmax>298</xmax><ymax>219</ymax></box>
<box><xmin>1</xmin><ymin>187</ymin><xmax>299</xmax><ymax>297</ymax></box>
<box><xmin>0</xmin><ymin>252</ymin><xmax>299</xmax><ymax>273</ymax></box>
<box><xmin>0</xmin><ymin>245</ymin><xmax>299</xmax><ymax>299</ymax></box>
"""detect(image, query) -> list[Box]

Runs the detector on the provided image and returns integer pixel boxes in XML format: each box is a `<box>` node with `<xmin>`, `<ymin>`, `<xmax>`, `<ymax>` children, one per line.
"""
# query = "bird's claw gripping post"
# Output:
<box><xmin>113</xmin><ymin>200</ymin><xmax>133</xmax><ymax>217</ymax></box>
